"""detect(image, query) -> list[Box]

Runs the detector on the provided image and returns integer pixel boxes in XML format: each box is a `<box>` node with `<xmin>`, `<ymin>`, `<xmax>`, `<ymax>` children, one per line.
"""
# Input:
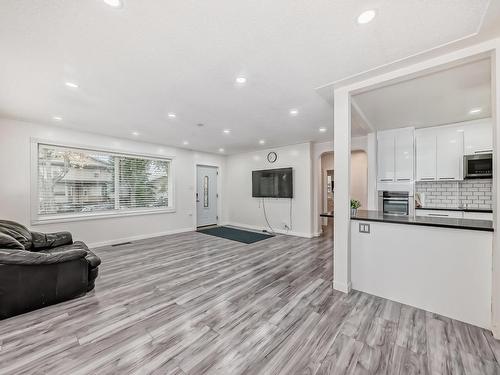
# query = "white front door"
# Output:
<box><xmin>196</xmin><ymin>165</ymin><xmax>218</xmax><ymax>227</ymax></box>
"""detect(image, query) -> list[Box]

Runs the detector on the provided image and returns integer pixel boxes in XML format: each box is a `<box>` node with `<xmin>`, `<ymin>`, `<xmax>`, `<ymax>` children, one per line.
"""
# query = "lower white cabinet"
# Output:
<box><xmin>416</xmin><ymin>209</ymin><xmax>463</xmax><ymax>219</ymax></box>
<box><xmin>416</xmin><ymin>209</ymin><xmax>493</xmax><ymax>221</ymax></box>
<box><xmin>463</xmin><ymin>212</ymin><xmax>493</xmax><ymax>221</ymax></box>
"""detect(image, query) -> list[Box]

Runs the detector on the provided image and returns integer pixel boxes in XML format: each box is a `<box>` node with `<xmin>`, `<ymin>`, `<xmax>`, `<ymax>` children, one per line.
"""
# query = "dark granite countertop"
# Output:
<box><xmin>351</xmin><ymin>210</ymin><xmax>493</xmax><ymax>232</ymax></box>
<box><xmin>320</xmin><ymin>211</ymin><xmax>334</xmax><ymax>218</ymax></box>
<box><xmin>415</xmin><ymin>207</ymin><xmax>493</xmax><ymax>213</ymax></box>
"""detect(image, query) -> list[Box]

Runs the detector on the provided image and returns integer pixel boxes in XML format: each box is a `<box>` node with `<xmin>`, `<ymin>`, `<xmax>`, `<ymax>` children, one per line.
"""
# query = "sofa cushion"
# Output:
<box><xmin>32</xmin><ymin>231</ymin><xmax>73</xmax><ymax>251</ymax></box>
<box><xmin>0</xmin><ymin>232</ymin><xmax>24</xmax><ymax>250</ymax></box>
<box><xmin>0</xmin><ymin>220</ymin><xmax>32</xmax><ymax>250</ymax></box>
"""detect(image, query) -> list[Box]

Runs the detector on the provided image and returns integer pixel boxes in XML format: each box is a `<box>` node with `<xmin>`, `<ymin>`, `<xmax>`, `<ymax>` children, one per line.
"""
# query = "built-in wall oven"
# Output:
<box><xmin>378</xmin><ymin>191</ymin><xmax>414</xmax><ymax>216</ymax></box>
<box><xmin>464</xmin><ymin>153</ymin><xmax>492</xmax><ymax>179</ymax></box>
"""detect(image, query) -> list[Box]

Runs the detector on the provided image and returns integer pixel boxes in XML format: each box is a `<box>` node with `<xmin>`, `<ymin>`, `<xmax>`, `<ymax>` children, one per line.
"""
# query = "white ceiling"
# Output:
<box><xmin>0</xmin><ymin>0</ymin><xmax>497</xmax><ymax>154</ymax></box>
<box><xmin>352</xmin><ymin>58</ymin><xmax>492</xmax><ymax>131</ymax></box>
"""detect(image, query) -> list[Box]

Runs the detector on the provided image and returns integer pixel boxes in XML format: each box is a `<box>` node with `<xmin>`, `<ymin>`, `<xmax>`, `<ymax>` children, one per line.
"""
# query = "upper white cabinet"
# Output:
<box><xmin>416</xmin><ymin>124</ymin><xmax>464</xmax><ymax>181</ymax></box>
<box><xmin>415</xmin><ymin>129</ymin><xmax>437</xmax><ymax>181</ymax></box>
<box><xmin>463</xmin><ymin>119</ymin><xmax>493</xmax><ymax>155</ymax></box>
<box><xmin>436</xmin><ymin>126</ymin><xmax>463</xmax><ymax>181</ymax></box>
<box><xmin>377</xmin><ymin>132</ymin><xmax>395</xmax><ymax>182</ymax></box>
<box><xmin>377</xmin><ymin>128</ymin><xmax>414</xmax><ymax>183</ymax></box>
<box><xmin>395</xmin><ymin>128</ymin><xmax>415</xmax><ymax>181</ymax></box>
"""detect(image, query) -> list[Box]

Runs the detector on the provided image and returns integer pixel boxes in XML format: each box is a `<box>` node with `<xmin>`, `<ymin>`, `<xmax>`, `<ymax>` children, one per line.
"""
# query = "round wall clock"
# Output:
<box><xmin>267</xmin><ymin>152</ymin><xmax>278</xmax><ymax>163</ymax></box>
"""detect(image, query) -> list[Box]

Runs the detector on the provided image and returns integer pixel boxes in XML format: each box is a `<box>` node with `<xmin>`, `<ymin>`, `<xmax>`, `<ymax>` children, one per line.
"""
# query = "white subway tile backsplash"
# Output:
<box><xmin>415</xmin><ymin>179</ymin><xmax>492</xmax><ymax>210</ymax></box>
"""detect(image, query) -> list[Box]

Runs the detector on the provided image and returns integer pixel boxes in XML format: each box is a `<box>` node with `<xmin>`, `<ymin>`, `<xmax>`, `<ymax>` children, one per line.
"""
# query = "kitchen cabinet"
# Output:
<box><xmin>377</xmin><ymin>132</ymin><xmax>395</xmax><ymax>182</ymax></box>
<box><xmin>415</xmin><ymin>129</ymin><xmax>437</xmax><ymax>181</ymax></box>
<box><xmin>416</xmin><ymin>209</ymin><xmax>463</xmax><ymax>219</ymax></box>
<box><xmin>377</xmin><ymin>127</ymin><xmax>414</xmax><ymax>184</ymax></box>
<box><xmin>415</xmin><ymin>124</ymin><xmax>463</xmax><ymax>182</ymax></box>
<box><xmin>436</xmin><ymin>126</ymin><xmax>463</xmax><ymax>181</ymax></box>
<box><xmin>463</xmin><ymin>120</ymin><xmax>493</xmax><ymax>155</ymax></box>
<box><xmin>463</xmin><ymin>211</ymin><xmax>493</xmax><ymax>221</ymax></box>
<box><xmin>395</xmin><ymin>128</ymin><xmax>414</xmax><ymax>182</ymax></box>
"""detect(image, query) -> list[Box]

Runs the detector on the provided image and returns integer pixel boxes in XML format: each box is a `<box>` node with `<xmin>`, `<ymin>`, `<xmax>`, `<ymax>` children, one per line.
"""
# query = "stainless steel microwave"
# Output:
<box><xmin>464</xmin><ymin>153</ymin><xmax>492</xmax><ymax>179</ymax></box>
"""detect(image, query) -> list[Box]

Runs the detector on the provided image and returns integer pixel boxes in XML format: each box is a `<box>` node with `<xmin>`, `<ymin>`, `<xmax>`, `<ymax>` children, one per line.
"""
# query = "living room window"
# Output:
<box><xmin>33</xmin><ymin>143</ymin><xmax>173</xmax><ymax>222</ymax></box>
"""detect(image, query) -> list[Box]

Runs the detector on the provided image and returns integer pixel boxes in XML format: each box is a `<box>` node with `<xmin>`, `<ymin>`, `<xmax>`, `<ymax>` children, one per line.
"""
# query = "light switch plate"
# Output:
<box><xmin>359</xmin><ymin>223</ymin><xmax>370</xmax><ymax>233</ymax></box>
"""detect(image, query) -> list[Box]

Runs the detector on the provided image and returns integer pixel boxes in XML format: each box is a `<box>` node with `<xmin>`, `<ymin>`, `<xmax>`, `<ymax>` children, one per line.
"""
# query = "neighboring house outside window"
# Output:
<box><xmin>33</xmin><ymin>143</ymin><xmax>173</xmax><ymax>222</ymax></box>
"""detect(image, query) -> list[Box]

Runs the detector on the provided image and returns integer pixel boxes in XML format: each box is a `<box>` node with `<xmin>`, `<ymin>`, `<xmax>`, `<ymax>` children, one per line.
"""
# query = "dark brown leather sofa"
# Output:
<box><xmin>0</xmin><ymin>220</ymin><xmax>101</xmax><ymax>319</ymax></box>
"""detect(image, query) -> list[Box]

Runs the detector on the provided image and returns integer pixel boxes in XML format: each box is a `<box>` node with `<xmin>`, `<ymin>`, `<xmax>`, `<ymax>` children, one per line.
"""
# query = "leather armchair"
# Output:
<box><xmin>0</xmin><ymin>220</ymin><xmax>101</xmax><ymax>319</ymax></box>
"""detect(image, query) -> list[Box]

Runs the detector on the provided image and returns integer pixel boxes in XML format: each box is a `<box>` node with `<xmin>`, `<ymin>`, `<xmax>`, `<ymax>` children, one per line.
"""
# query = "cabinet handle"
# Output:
<box><xmin>420</xmin><ymin>177</ymin><xmax>435</xmax><ymax>181</ymax></box>
<box><xmin>380</xmin><ymin>178</ymin><xmax>393</xmax><ymax>182</ymax></box>
<box><xmin>474</xmin><ymin>150</ymin><xmax>493</xmax><ymax>154</ymax></box>
<box><xmin>428</xmin><ymin>213</ymin><xmax>449</xmax><ymax>217</ymax></box>
<box><xmin>439</xmin><ymin>177</ymin><xmax>455</xmax><ymax>180</ymax></box>
<box><xmin>396</xmin><ymin>178</ymin><xmax>411</xmax><ymax>181</ymax></box>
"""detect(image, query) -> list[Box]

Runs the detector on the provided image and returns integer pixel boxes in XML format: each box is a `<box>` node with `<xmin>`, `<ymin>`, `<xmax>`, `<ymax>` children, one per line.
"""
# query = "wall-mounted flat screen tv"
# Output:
<box><xmin>252</xmin><ymin>167</ymin><xmax>293</xmax><ymax>198</ymax></box>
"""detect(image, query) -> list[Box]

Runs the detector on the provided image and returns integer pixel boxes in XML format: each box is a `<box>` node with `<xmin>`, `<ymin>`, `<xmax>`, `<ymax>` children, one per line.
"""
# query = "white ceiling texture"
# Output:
<box><xmin>0</xmin><ymin>1</ymin><xmax>498</xmax><ymax>154</ymax></box>
<box><xmin>353</xmin><ymin>58</ymin><xmax>492</xmax><ymax>132</ymax></box>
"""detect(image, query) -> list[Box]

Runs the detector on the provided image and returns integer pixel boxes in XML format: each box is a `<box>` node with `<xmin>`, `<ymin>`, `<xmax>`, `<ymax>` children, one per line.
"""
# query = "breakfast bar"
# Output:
<box><xmin>350</xmin><ymin>209</ymin><xmax>493</xmax><ymax>328</ymax></box>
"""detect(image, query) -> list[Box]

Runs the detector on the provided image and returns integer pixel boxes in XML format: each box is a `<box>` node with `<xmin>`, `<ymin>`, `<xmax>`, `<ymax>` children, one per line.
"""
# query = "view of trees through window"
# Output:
<box><xmin>37</xmin><ymin>144</ymin><xmax>171</xmax><ymax>217</ymax></box>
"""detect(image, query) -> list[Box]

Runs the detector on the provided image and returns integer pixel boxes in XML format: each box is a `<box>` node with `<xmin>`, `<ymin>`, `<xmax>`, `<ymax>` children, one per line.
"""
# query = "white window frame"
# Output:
<box><xmin>30</xmin><ymin>139</ymin><xmax>176</xmax><ymax>224</ymax></box>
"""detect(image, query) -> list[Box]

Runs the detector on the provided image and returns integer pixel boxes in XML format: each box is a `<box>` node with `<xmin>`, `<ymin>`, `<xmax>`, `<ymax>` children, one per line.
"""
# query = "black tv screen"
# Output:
<box><xmin>252</xmin><ymin>168</ymin><xmax>293</xmax><ymax>198</ymax></box>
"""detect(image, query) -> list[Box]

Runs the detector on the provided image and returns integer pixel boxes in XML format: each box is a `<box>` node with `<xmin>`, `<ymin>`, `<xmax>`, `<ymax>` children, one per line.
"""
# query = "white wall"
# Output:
<box><xmin>351</xmin><ymin>220</ymin><xmax>493</xmax><ymax>329</ymax></box>
<box><xmin>0</xmin><ymin>119</ymin><xmax>226</xmax><ymax>248</ymax></box>
<box><xmin>224</xmin><ymin>143</ymin><xmax>314</xmax><ymax>237</ymax></box>
<box><xmin>350</xmin><ymin>150</ymin><xmax>368</xmax><ymax>209</ymax></box>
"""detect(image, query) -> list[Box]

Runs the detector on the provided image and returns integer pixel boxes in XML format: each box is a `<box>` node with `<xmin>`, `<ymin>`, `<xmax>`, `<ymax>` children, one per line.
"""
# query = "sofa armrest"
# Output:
<box><xmin>0</xmin><ymin>248</ymin><xmax>86</xmax><ymax>265</ymax></box>
<box><xmin>31</xmin><ymin>231</ymin><xmax>73</xmax><ymax>250</ymax></box>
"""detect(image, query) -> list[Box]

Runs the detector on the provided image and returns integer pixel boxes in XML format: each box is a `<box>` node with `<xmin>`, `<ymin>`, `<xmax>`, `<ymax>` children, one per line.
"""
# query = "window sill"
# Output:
<box><xmin>31</xmin><ymin>207</ymin><xmax>176</xmax><ymax>225</ymax></box>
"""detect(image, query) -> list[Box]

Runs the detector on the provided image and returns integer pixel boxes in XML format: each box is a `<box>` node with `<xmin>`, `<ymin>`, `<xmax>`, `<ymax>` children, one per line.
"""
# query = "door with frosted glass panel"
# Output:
<box><xmin>196</xmin><ymin>165</ymin><xmax>218</xmax><ymax>227</ymax></box>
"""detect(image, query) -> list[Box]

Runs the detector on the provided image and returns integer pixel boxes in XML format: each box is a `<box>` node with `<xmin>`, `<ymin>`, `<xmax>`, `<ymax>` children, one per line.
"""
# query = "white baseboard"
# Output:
<box><xmin>333</xmin><ymin>280</ymin><xmax>352</xmax><ymax>294</ymax></box>
<box><xmin>225</xmin><ymin>222</ymin><xmax>314</xmax><ymax>238</ymax></box>
<box><xmin>88</xmin><ymin>227</ymin><xmax>195</xmax><ymax>249</ymax></box>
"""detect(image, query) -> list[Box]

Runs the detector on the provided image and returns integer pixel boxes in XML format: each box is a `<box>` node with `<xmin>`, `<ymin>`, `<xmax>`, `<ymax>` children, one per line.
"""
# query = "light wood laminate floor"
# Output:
<box><xmin>1</xmin><ymin>227</ymin><xmax>499</xmax><ymax>375</ymax></box>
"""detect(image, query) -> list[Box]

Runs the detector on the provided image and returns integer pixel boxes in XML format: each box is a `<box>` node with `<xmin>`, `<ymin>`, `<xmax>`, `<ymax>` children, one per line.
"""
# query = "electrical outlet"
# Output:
<box><xmin>359</xmin><ymin>223</ymin><xmax>370</xmax><ymax>233</ymax></box>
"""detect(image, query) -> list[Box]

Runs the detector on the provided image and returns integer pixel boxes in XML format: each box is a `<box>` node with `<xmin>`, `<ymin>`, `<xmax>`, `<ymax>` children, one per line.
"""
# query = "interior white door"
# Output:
<box><xmin>196</xmin><ymin>165</ymin><xmax>218</xmax><ymax>227</ymax></box>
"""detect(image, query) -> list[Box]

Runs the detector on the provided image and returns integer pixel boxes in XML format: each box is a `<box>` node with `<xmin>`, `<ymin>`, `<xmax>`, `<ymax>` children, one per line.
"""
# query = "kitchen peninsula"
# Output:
<box><xmin>350</xmin><ymin>209</ymin><xmax>493</xmax><ymax>329</ymax></box>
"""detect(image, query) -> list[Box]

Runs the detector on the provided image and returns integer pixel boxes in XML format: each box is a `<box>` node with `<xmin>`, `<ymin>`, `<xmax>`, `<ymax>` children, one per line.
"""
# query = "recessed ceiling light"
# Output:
<box><xmin>235</xmin><ymin>76</ymin><xmax>247</xmax><ymax>85</ymax></box>
<box><xmin>183</xmin><ymin>141</ymin><xmax>189</xmax><ymax>145</ymax></box>
<box><xmin>52</xmin><ymin>116</ymin><xmax>63</xmax><ymax>121</ymax></box>
<box><xmin>65</xmin><ymin>81</ymin><xmax>79</xmax><ymax>89</ymax></box>
<box><xmin>319</xmin><ymin>127</ymin><xmax>327</xmax><ymax>133</ymax></box>
<box><xmin>103</xmin><ymin>0</ymin><xmax>123</xmax><ymax>8</ymax></box>
<box><xmin>132</xmin><ymin>131</ymin><xmax>139</xmax><ymax>136</ymax></box>
<box><xmin>223</xmin><ymin>129</ymin><xmax>231</xmax><ymax>134</ymax></box>
<box><xmin>289</xmin><ymin>109</ymin><xmax>299</xmax><ymax>116</ymax></box>
<box><xmin>357</xmin><ymin>10</ymin><xmax>376</xmax><ymax>24</ymax></box>
<box><xmin>219</xmin><ymin>148</ymin><xmax>225</xmax><ymax>153</ymax></box>
<box><xmin>259</xmin><ymin>140</ymin><xmax>266</xmax><ymax>145</ymax></box>
<box><xmin>469</xmin><ymin>107</ymin><xmax>482</xmax><ymax>115</ymax></box>
<box><xmin>167</xmin><ymin>112</ymin><xmax>176</xmax><ymax>119</ymax></box>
